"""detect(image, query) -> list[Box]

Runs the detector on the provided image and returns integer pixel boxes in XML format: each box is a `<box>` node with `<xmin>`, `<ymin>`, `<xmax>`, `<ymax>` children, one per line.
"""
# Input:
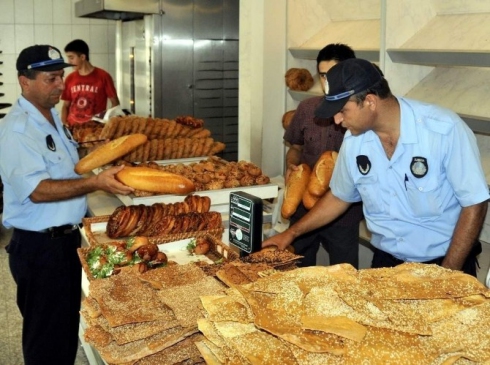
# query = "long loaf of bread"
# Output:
<box><xmin>281</xmin><ymin>163</ymin><xmax>311</xmax><ymax>219</ymax></box>
<box><xmin>302</xmin><ymin>189</ymin><xmax>320</xmax><ymax>210</ymax></box>
<box><xmin>115</xmin><ymin>166</ymin><xmax>195</xmax><ymax>194</ymax></box>
<box><xmin>307</xmin><ymin>151</ymin><xmax>338</xmax><ymax>197</ymax></box>
<box><xmin>75</xmin><ymin>134</ymin><xmax>148</xmax><ymax>174</ymax></box>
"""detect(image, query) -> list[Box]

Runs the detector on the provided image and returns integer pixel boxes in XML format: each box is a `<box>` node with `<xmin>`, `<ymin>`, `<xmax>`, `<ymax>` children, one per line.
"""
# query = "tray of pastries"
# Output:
<box><xmin>78</xmin><ymin>233</ymin><xmax>236</xmax><ymax>281</ymax></box>
<box><xmin>82</xmin><ymin>194</ymin><xmax>224</xmax><ymax>247</ymax></box>
<box><xmin>110</xmin><ymin>156</ymin><xmax>278</xmax><ymax>206</ymax></box>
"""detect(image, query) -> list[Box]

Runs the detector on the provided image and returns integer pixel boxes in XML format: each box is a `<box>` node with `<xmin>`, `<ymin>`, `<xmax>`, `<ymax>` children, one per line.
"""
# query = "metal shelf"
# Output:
<box><xmin>388</xmin><ymin>49</ymin><xmax>490</xmax><ymax>68</ymax></box>
<box><xmin>460</xmin><ymin>115</ymin><xmax>490</xmax><ymax>135</ymax></box>
<box><xmin>289</xmin><ymin>48</ymin><xmax>379</xmax><ymax>62</ymax></box>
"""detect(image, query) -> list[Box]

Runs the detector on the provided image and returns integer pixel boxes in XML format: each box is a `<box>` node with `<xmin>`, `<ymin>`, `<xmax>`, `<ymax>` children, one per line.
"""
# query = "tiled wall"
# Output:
<box><xmin>0</xmin><ymin>0</ymin><xmax>116</xmax><ymax>114</ymax></box>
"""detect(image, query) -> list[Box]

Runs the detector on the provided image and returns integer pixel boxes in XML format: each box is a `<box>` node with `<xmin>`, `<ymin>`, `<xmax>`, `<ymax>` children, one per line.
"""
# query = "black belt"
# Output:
<box><xmin>14</xmin><ymin>224</ymin><xmax>79</xmax><ymax>239</ymax></box>
<box><xmin>376</xmin><ymin>248</ymin><xmax>444</xmax><ymax>266</ymax></box>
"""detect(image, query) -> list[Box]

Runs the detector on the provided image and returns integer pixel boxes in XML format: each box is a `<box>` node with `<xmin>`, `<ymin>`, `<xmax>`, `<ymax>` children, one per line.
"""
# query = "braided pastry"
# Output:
<box><xmin>105</xmin><ymin>195</ymin><xmax>216</xmax><ymax>238</ymax></box>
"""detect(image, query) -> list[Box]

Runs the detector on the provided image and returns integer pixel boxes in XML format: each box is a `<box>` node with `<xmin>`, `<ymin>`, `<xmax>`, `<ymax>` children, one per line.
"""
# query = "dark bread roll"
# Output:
<box><xmin>285</xmin><ymin>68</ymin><xmax>314</xmax><ymax>91</ymax></box>
<box><xmin>282</xmin><ymin>110</ymin><xmax>296</xmax><ymax>130</ymax></box>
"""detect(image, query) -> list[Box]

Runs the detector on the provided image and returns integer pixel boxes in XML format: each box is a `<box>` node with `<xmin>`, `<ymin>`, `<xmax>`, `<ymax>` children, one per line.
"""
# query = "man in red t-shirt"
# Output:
<box><xmin>61</xmin><ymin>39</ymin><xmax>120</xmax><ymax>127</ymax></box>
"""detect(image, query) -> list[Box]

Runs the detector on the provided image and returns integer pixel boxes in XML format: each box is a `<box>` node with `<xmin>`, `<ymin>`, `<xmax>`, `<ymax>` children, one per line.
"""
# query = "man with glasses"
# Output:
<box><xmin>266</xmin><ymin>58</ymin><xmax>488</xmax><ymax>276</ymax></box>
<box><xmin>283</xmin><ymin>44</ymin><xmax>364</xmax><ymax>268</ymax></box>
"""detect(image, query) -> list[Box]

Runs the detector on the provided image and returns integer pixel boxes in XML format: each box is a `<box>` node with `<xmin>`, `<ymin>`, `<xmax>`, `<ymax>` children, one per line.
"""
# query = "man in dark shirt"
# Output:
<box><xmin>284</xmin><ymin>43</ymin><xmax>364</xmax><ymax>267</ymax></box>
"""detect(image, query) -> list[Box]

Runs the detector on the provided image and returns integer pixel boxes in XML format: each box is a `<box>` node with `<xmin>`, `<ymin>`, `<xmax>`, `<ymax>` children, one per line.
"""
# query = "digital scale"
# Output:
<box><xmin>228</xmin><ymin>191</ymin><xmax>263</xmax><ymax>256</ymax></box>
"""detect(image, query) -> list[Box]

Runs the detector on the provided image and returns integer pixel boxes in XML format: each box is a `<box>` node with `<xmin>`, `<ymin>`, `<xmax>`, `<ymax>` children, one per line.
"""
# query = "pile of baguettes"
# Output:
<box><xmin>73</xmin><ymin>115</ymin><xmax>226</xmax><ymax>161</ymax></box>
<box><xmin>81</xmin><ymin>253</ymin><xmax>490</xmax><ymax>364</ymax></box>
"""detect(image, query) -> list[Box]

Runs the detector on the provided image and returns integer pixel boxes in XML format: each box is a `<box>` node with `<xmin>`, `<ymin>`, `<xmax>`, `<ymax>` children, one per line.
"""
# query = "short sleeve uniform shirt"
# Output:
<box><xmin>330</xmin><ymin>97</ymin><xmax>489</xmax><ymax>261</ymax></box>
<box><xmin>0</xmin><ymin>97</ymin><xmax>87</xmax><ymax>230</ymax></box>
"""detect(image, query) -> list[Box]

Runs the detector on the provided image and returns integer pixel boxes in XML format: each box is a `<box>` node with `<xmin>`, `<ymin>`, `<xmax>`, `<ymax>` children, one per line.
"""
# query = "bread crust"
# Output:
<box><xmin>74</xmin><ymin>134</ymin><xmax>148</xmax><ymax>174</ymax></box>
<box><xmin>302</xmin><ymin>188</ymin><xmax>320</xmax><ymax>210</ymax></box>
<box><xmin>281</xmin><ymin>163</ymin><xmax>311</xmax><ymax>219</ymax></box>
<box><xmin>307</xmin><ymin>151</ymin><xmax>338</xmax><ymax>197</ymax></box>
<box><xmin>282</xmin><ymin>110</ymin><xmax>296</xmax><ymax>130</ymax></box>
<box><xmin>115</xmin><ymin>166</ymin><xmax>195</xmax><ymax>194</ymax></box>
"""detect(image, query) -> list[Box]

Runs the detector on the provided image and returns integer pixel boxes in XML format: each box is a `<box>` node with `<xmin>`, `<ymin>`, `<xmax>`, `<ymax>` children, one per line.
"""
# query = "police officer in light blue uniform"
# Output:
<box><xmin>331</xmin><ymin>98</ymin><xmax>489</xmax><ymax>264</ymax></box>
<box><xmin>262</xmin><ymin>58</ymin><xmax>489</xmax><ymax>277</ymax></box>
<box><xmin>1</xmin><ymin>96</ymin><xmax>86</xmax><ymax>231</ymax></box>
<box><xmin>0</xmin><ymin>44</ymin><xmax>134</xmax><ymax>365</ymax></box>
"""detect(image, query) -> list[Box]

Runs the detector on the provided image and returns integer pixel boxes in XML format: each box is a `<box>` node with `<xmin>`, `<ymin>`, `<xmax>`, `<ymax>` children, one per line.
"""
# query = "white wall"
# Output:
<box><xmin>0</xmin><ymin>0</ymin><xmax>116</xmax><ymax>114</ymax></box>
<box><xmin>239</xmin><ymin>0</ymin><xmax>287</xmax><ymax>177</ymax></box>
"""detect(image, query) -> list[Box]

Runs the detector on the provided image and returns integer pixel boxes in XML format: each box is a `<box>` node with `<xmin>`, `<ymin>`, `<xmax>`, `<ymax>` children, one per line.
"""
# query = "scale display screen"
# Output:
<box><xmin>229</xmin><ymin>191</ymin><xmax>262</xmax><ymax>255</ymax></box>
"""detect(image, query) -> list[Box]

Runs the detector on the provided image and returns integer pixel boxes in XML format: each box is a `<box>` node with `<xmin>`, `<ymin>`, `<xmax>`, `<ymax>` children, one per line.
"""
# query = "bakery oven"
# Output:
<box><xmin>76</xmin><ymin>0</ymin><xmax>239</xmax><ymax>161</ymax></box>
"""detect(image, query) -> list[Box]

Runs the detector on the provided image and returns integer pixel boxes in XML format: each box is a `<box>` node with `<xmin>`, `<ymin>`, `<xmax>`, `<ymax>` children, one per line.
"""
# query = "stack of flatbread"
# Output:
<box><xmin>81</xmin><ymin>263</ymin><xmax>227</xmax><ymax>364</ymax></box>
<box><xmin>195</xmin><ymin>263</ymin><xmax>490</xmax><ymax>364</ymax></box>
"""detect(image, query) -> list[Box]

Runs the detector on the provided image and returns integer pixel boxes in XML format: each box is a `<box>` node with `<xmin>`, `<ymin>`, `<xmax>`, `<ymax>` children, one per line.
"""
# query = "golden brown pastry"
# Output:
<box><xmin>285</xmin><ymin>68</ymin><xmax>314</xmax><ymax>91</ymax></box>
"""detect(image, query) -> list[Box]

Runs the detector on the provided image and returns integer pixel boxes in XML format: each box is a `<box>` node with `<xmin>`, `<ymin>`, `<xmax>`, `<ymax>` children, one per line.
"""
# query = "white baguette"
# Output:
<box><xmin>75</xmin><ymin>134</ymin><xmax>148</xmax><ymax>174</ymax></box>
<box><xmin>116</xmin><ymin>166</ymin><xmax>195</xmax><ymax>194</ymax></box>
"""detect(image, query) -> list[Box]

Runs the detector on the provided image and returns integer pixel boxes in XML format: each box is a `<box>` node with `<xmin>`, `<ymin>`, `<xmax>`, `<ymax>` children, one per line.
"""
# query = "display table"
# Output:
<box><xmin>79</xmin><ymin>188</ymin><xmax>279</xmax><ymax>365</ymax></box>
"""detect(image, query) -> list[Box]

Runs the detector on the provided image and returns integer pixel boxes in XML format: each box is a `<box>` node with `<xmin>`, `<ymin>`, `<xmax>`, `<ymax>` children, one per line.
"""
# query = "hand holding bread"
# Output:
<box><xmin>115</xmin><ymin>166</ymin><xmax>195</xmax><ymax>194</ymax></box>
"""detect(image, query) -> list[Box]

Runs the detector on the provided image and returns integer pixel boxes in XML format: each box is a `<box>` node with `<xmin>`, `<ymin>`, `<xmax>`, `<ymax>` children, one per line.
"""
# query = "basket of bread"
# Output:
<box><xmin>78</xmin><ymin>233</ymin><xmax>235</xmax><ymax>281</ymax></box>
<box><xmin>82</xmin><ymin>194</ymin><xmax>224</xmax><ymax>247</ymax></box>
<box><xmin>71</xmin><ymin>114</ymin><xmax>227</xmax><ymax>166</ymax></box>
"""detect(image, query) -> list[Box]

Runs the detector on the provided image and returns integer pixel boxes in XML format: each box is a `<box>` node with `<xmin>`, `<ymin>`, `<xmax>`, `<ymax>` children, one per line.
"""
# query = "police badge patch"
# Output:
<box><xmin>46</xmin><ymin>134</ymin><xmax>56</xmax><ymax>152</ymax></box>
<box><xmin>410</xmin><ymin>156</ymin><xmax>428</xmax><ymax>178</ymax></box>
<box><xmin>63</xmin><ymin>125</ymin><xmax>73</xmax><ymax>141</ymax></box>
<box><xmin>356</xmin><ymin>155</ymin><xmax>371</xmax><ymax>175</ymax></box>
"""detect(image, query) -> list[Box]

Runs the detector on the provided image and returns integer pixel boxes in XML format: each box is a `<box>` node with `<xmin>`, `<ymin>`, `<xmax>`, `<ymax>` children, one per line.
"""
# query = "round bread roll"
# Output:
<box><xmin>285</xmin><ymin>68</ymin><xmax>314</xmax><ymax>91</ymax></box>
<box><xmin>282</xmin><ymin>110</ymin><xmax>296</xmax><ymax>130</ymax></box>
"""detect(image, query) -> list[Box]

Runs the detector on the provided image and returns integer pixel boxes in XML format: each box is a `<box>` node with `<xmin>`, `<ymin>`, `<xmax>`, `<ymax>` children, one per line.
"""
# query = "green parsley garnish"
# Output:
<box><xmin>186</xmin><ymin>239</ymin><xmax>197</xmax><ymax>255</ymax></box>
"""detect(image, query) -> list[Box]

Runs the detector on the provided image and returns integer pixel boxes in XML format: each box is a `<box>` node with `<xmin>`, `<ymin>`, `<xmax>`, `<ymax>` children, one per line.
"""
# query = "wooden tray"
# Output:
<box><xmin>82</xmin><ymin>215</ymin><xmax>224</xmax><ymax>247</ymax></box>
<box><xmin>203</xmin><ymin>233</ymin><xmax>239</xmax><ymax>262</ymax></box>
